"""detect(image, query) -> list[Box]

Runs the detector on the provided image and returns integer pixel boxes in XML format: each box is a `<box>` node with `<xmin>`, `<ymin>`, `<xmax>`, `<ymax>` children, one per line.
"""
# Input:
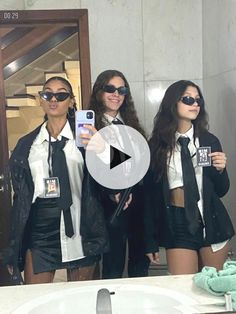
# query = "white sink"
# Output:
<box><xmin>12</xmin><ymin>284</ymin><xmax>197</xmax><ymax>314</ymax></box>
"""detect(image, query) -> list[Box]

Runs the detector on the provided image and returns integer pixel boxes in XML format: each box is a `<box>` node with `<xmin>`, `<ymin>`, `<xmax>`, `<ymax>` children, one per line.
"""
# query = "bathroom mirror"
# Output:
<box><xmin>0</xmin><ymin>9</ymin><xmax>91</xmax><ymax>285</ymax></box>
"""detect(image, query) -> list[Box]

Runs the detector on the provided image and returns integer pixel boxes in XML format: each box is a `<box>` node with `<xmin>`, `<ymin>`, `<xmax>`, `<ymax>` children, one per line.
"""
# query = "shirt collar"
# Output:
<box><xmin>104</xmin><ymin>112</ymin><xmax>124</xmax><ymax>124</ymax></box>
<box><xmin>176</xmin><ymin>124</ymin><xmax>194</xmax><ymax>142</ymax></box>
<box><xmin>34</xmin><ymin>120</ymin><xmax>73</xmax><ymax>144</ymax></box>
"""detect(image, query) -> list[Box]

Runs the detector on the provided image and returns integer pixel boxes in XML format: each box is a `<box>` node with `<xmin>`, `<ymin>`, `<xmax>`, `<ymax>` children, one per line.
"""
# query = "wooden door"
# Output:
<box><xmin>0</xmin><ymin>9</ymin><xmax>91</xmax><ymax>286</ymax></box>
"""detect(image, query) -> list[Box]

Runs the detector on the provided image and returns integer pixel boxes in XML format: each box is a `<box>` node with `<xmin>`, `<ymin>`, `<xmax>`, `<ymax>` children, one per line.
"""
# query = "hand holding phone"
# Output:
<box><xmin>75</xmin><ymin>110</ymin><xmax>95</xmax><ymax>147</ymax></box>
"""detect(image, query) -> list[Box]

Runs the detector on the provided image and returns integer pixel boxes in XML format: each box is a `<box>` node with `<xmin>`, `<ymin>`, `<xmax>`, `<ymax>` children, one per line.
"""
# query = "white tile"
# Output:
<box><xmin>144</xmin><ymin>80</ymin><xmax>172</xmax><ymax>136</ymax></box>
<box><xmin>24</xmin><ymin>0</ymin><xmax>81</xmax><ymax>9</ymax></box>
<box><xmin>203</xmin><ymin>71</ymin><xmax>236</xmax><ymax>243</ymax></box>
<box><xmin>202</xmin><ymin>1</ymin><xmax>236</xmax><ymax>255</ymax></box>
<box><xmin>203</xmin><ymin>0</ymin><xmax>236</xmax><ymax>77</ymax></box>
<box><xmin>128</xmin><ymin>81</ymin><xmax>145</xmax><ymax>128</ymax></box>
<box><xmin>202</xmin><ymin>1</ymin><xmax>220</xmax><ymax>78</ymax></box>
<box><xmin>81</xmin><ymin>0</ymin><xmax>143</xmax><ymax>83</ymax></box>
<box><xmin>0</xmin><ymin>0</ymin><xmax>24</xmax><ymax>9</ymax></box>
<box><xmin>203</xmin><ymin>72</ymin><xmax>236</xmax><ymax>147</ymax></box>
<box><xmin>143</xmin><ymin>0</ymin><xmax>202</xmax><ymax>81</ymax></box>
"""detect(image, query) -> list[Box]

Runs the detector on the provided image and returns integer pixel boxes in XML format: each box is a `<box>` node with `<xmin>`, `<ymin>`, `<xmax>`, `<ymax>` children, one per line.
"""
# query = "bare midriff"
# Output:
<box><xmin>170</xmin><ymin>187</ymin><xmax>185</xmax><ymax>207</ymax></box>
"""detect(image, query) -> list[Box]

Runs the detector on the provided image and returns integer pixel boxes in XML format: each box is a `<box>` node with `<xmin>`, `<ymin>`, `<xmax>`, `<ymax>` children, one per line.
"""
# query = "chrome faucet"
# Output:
<box><xmin>96</xmin><ymin>288</ymin><xmax>112</xmax><ymax>314</ymax></box>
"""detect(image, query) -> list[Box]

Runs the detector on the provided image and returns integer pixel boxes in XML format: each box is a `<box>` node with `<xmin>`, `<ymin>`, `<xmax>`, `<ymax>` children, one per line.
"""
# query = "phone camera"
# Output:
<box><xmin>86</xmin><ymin>111</ymin><xmax>93</xmax><ymax>119</ymax></box>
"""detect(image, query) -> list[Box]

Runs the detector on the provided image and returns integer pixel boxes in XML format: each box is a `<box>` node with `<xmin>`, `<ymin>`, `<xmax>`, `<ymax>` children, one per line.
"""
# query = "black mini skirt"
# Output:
<box><xmin>27</xmin><ymin>197</ymin><xmax>98</xmax><ymax>274</ymax></box>
<box><xmin>161</xmin><ymin>205</ymin><xmax>205</xmax><ymax>250</ymax></box>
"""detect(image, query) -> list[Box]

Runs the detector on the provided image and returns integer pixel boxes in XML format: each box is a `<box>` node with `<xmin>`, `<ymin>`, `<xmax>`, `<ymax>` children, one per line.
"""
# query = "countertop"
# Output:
<box><xmin>0</xmin><ymin>274</ymin><xmax>228</xmax><ymax>313</ymax></box>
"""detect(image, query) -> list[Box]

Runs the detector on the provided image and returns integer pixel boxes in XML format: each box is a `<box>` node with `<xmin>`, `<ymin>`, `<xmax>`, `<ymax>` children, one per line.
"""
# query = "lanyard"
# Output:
<box><xmin>47</xmin><ymin>133</ymin><xmax>53</xmax><ymax>177</ymax></box>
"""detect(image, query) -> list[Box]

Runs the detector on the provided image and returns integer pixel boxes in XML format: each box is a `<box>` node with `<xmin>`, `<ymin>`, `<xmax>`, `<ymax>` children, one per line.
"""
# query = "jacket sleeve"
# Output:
<box><xmin>2</xmin><ymin>164</ymin><xmax>22</xmax><ymax>268</ymax></box>
<box><xmin>3</xmin><ymin>142</ymin><xmax>33</xmax><ymax>270</ymax></box>
<box><xmin>3</xmin><ymin>194</ymin><xmax>21</xmax><ymax>268</ymax></box>
<box><xmin>204</xmin><ymin>135</ymin><xmax>230</xmax><ymax>197</ymax></box>
<box><xmin>80</xmin><ymin>170</ymin><xmax>110</xmax><ymax>255</ymax></box>
<box><xmin>143</xmin><ymin>170</ymin><xmax>160</xmax><ymax>253</ymax></box>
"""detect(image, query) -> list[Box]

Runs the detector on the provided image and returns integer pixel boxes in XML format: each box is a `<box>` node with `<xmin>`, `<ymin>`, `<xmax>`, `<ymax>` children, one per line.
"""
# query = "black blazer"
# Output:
<box><xmin>4</xmin><ymin>124</ymin><xmax>109</xmax><ymax>271</ymax></box>
<box><xmin>144</xmin><ymin>131</ymin><xmax>235</xmax><ymax>253</ymax></box>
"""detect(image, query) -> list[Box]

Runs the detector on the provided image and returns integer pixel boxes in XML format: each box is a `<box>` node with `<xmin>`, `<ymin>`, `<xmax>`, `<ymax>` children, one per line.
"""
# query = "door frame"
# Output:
<box><xmin>0</xmin><ymin>9</ymin><xmax>91</xmax><ymax>285</ymax></box>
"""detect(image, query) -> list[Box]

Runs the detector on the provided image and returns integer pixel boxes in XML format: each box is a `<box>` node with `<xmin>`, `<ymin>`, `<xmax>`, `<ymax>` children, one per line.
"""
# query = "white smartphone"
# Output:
<box><xmin>75</xmin><ymin>110</ymin><xmax>95</xmax><ymax>147</ymax></box>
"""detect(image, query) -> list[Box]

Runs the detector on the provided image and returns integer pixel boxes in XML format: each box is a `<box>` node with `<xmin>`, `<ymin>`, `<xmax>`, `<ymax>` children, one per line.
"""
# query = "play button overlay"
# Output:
<box><xmin>110</xmin><ymin>146</ymin><xmax>131</xmax><ymax>169</ymax></box>
<box><xmin>85</xmin><ymin>125</ymin><xmax>150</xmax><ymax>189</ymax></box>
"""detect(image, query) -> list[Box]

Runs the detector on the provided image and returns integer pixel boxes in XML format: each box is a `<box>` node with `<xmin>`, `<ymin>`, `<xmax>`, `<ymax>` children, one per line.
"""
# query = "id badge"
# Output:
<box><xmin>196</xmin><ymin>146</ymin><xmax>211</xmax><ymax>167</ymax></box>
<box><xmin>43</xmin><ymin>177</ymin><xmax>60</xmax><ymax>198</ymax></box>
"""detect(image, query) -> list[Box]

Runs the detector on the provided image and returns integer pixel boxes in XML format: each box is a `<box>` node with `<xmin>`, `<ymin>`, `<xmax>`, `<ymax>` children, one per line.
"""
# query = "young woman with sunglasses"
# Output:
<box><xmin>4</xmin><ymin>76</ymin><xmax>109</xmax><ymax>284</ymax></box>
<box><xmin>89</xmin><ymin>69</ymin><xmax>150</xmax><ymax>279</ymax></box>
<box><xmin>144</xmin><ymin>80</ymin><xmax>235</xmax><ymax>274</ymax></box>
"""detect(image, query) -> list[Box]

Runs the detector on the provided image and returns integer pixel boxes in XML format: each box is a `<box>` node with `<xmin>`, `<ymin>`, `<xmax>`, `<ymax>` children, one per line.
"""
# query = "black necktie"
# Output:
<box><xmin>110</xmin><ymin>117</ymin><xmax>132</xmax><ymax>223</ymax></box>
<box><xmin>178</xmin><ymin>137</ymin><xmax>200</xmax><ymax>235</ymax></box>
<box><xmin>51</xmin><ymin>137</ymin><xmax>74</xmax><ymax>238</ymax></box>
<box><xmin>112</xmin><ymin>118</ymin><xmax>123</xmax><ymax>125</ymax></box>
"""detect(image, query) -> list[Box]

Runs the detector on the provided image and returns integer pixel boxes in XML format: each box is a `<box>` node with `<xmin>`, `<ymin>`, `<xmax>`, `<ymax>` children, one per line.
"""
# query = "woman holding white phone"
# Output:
<box><xmin>88</xmin><ymin>69</ymin><xmax>150</xmax><ymax>279</ymax></box>
<box><xmin>4</xmin><ymin>76</ymin><xmax>109</xmax><ymax>284</ymax></box>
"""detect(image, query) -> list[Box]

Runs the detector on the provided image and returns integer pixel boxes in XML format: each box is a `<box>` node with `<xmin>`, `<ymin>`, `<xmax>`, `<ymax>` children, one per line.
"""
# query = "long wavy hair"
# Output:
<box><xmin>88</xmin><ymin>69</ymin><xmax>146</xmax><ymax>137</ymax></box>
<box><xmin>149</xmin><ymin>80</ymin><xmax>209</xmax><ymax>182</ymax></box>
<box><xmin>42</xmin><ymin>76</ymin><xmax>77</xmax><ymax>133</ymax></box>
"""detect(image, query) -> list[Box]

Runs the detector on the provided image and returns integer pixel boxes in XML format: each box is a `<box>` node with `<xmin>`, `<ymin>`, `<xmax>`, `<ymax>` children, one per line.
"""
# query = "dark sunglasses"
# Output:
<box><xmin>102</xmin><ymin>85</ymin><xmax>129</xmax><ymax>96</ymax></box>
<box><xmin>180</xmin><ymin>96</ymin><xmax>204</xmax><ymax>106</ymax></box>
<box><xmin>39</xmin><ymin>91</ymin><xmax>71</xmax><ymax>102</ymax></box>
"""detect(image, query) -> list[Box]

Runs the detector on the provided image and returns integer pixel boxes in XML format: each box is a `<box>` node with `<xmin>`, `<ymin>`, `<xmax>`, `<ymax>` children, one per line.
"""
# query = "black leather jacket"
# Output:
<box><xmin>4</xmin><ymin>124</ymin><xmax>109</xmax><ymax>271</ymax></box>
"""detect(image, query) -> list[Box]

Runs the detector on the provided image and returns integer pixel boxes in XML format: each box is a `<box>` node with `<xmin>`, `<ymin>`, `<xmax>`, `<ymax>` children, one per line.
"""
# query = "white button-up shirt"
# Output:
<box><xmin>167</xmin><ymin>126</ymin><xmax>203</xmax><ymax>217</ymax></box>
<box><xmin>167</xmin><ymin>125</ymin><xmax>227</xmax><ymax>252</ymax></box>
<box><xmin>28</xmin><ymin>121</ymin><xmax>85</xmax><ymax>262</ymax></box>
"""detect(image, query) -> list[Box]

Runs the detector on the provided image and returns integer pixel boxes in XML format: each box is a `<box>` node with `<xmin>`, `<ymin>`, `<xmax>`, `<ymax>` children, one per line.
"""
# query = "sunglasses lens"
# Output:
<box><xmin>103</xmin><ymin>85</ymin><xmax>128</xmax><ymax>95</ymax></box>
<box><xmin>55</xmin><ymin>92</ymin><xmax>71</xmax><ymax>101</ymax></box>
<box><xmin>39</xmin><ymin>92</ymin><xmax>53</xmax><ymax>101</ymax></box>
<box><xmin>103</xmin><ymin>85</ymin><xmax>116</xmax><ymax>93</ymax></box>
<box><xmin>196</xmin><ymin>98</ymin><xmax>204</xmax><ymax>106</ymax></box>
<box><xmin>181</xmin><ymin>96</ymin><xmax>203</xmax><ymax>106</ymax></box>
<box><xmin>118</xmin><ymin>86</ymin><xmax>129</xmax><ymax>95</ymax></box>
<box><xmin>181</xmin><ymin>96</ymin><xmax>195</xmax><ymax>105</ymax></box>
<box><xmin>39</xmin><ymin>92</ymin><xmax>70</xmax><ymax>102</ymax></box>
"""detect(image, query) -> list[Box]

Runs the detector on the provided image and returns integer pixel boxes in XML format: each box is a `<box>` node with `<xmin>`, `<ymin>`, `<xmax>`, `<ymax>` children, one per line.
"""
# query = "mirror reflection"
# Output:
<box><xmin>2</xmin><ymin>7</ymin><xmax>234</xmax><ymax>300</ymax></box>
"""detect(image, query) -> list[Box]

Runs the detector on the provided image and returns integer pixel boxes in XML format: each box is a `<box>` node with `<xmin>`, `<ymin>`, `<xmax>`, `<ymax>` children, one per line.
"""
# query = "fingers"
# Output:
<box><xmin>79</xmin><ymin>124</ymin><xmax>96</xmax><ymax>145</ymax></box>
<box><xmin>112</xmin><ymin>193</ymin><xmax>132</xmax><ymax>210</ymax></box>
<box><xmin>146</xmin><ymin>252</ymin><xmax>160</xmax><ymax>264</ymax></box>
<box><xmin>114</xmin><ymin>193</ymin><xmax>121</xmax><ymax>204</ymax></box>
<box><xmin>209</xmin><ymin>152</ymin><xmax>227</xmax><ymax>171</ymax></box>
<box><xmin>7</xmin><ymin>265</ymin><xmax>13</xmax><ymax>275</ymax></box>
<box><xmin>81</xmin><ymin>125</ymin><xmax>106</xmax><ymax>153</ymax></box>
<box><xmin>83</xmin><ymin>124</ymin><xmax>97</xmax><ymax>135</ymax></box>
<box><xmin>123</xmin><ymin>193</ymin><xmax>132</xmax><ymax>209</ymax></box>
<box><xmin>79</xmin><ymin>131</ymin><xmax>92</xmax><ymax>147</ymax></box>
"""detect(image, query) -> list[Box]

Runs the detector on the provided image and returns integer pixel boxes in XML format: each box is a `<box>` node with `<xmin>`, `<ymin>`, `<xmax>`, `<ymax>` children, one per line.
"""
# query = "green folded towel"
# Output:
<box><xmin>193</xmin><ymin>261</ymin><xmax>236</xmax><ymax>310</ymax></box>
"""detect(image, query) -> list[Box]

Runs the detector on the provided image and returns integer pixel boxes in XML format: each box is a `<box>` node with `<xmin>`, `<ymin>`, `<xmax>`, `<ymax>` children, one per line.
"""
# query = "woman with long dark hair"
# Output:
<box><xmin>4</xmin><ymin>76</ymin><xmax>108</xmax><ymax>284</ymax></box>
<box><xmin>144</xmin><ymin>80</ymin><xmax>234</xmax><ymax>274</ymax></box>
<box><xmin>89</xmin><ymin>69</ymin><xmax>150</xmax><ymax>279</ymax></box>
